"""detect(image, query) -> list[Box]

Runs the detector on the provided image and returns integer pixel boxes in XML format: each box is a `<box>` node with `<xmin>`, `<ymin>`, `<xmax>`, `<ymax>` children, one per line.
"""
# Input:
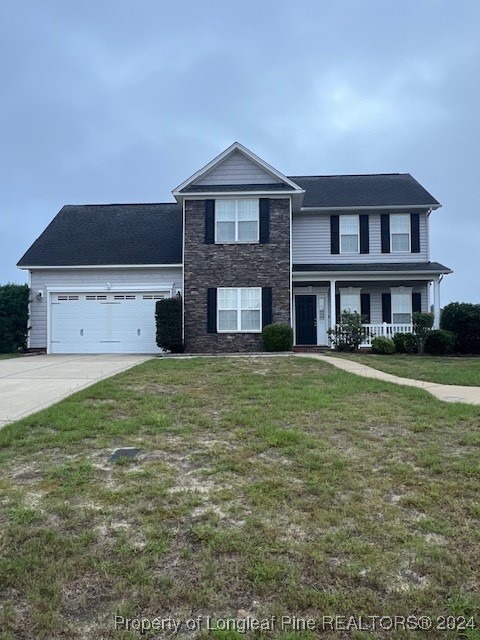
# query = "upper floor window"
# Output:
<box><xmin>217</xmin><ymin>287</ymin><xmax>261</xmax><ymax>332</ymax></box>
<box><xmin>340</xmin><ymin>215</ymin><xmax>359</xmax><ymax>253</ymax></box>
<box><xmin>390</xmin><ymin>214</ymin><xmax>410</xmax><ymax>252</ymax></box>
<box><xmin>215</xmin><ymin>199</ymin><xmax>259</xmax><ymax>243</ymax></box>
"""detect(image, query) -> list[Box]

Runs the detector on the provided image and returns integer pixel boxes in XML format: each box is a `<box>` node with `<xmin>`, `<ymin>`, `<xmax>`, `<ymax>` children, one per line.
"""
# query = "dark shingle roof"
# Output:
<box><xmin>180</xmin><ymin>183</ymin><xmax>294</xmax><ymax>193</ymax></box>
<box><xmin>293</xmin><ymin>262</ymin><xmax>452</xmax><ymax>273</ymax></box>
<box><xmin>288</xmin><ymin>174</ymin><xmax>440</xmax><ymax>208</ymax></box>
<box><xmin>17</xmin><ymin>203</ymin><xmax>182</xmax><ymax>267</ymax></box>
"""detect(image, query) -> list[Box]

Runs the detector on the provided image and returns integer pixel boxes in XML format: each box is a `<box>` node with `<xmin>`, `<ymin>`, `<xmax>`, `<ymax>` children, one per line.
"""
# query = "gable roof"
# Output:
<box><xmin>173</xmin><ymin>142</ymin><xmax>303</xmax><ymax>194</ymax></box>
<box><xmin>289</xmin><ymin>173</ymin><xmax>440</xmax><ymax>209</ymax></box>
<box><xmin>17</xmin><ymin>203</ymin><xmax>182</xmax><ymax>267</ymax></box>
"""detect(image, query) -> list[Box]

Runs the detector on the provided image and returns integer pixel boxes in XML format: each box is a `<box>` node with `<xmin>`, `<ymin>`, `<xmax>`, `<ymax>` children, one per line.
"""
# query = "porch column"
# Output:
<box><xmin>433</xmin><ymin>278</ymin><xmax>441</xmax><ymax>329</ymax></box>
<box><xmin>329</xmin><ymin>278</ymin><xmax>336</xmax><ymax>349</ymax></box>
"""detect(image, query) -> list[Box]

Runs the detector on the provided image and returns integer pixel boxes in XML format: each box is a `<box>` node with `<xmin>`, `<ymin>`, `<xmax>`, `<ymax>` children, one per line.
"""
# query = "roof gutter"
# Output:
<box><xmin>293</xmin><ymin>269</ymin><xmax>453</xmax><ymax>278</ymax></box>
<box><xmin>299</xmin><ymin>204</ymin><xmax>441</xmax><ymax>212</ymax></box>
<box><xmin>17</xmin><ymin>264</ymin><xmax>183</xmax><ymax>270</ymax></box>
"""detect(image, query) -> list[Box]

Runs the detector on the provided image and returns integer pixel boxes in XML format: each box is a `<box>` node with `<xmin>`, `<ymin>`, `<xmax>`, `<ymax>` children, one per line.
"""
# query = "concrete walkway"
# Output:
<box><xmin>0</xmin><ymin>355</ymin><xmax>152</xmax><ymax>428</ymax></box>
<box><xmin>295</xmin><ymin>353</ymin><xmax>480</xmax><ymax>405</ymax></box>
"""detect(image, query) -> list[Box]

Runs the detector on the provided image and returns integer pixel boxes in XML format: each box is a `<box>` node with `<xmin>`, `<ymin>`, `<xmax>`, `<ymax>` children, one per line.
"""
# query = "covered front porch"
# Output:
<box><xmin>292</xmin><ymin>271</ymin><xmax>444</xmax><ymax>348</ymax></box>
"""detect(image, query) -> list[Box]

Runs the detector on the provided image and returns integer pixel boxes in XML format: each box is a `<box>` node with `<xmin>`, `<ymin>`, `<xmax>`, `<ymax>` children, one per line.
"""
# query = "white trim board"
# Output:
<box><xmin>46</xmin><ymin>284</ymin><xmax>174</xmax><ymax>293</ymax></box>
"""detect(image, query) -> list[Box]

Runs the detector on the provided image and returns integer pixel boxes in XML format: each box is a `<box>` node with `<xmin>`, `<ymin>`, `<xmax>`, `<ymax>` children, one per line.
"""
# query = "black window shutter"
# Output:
<box><xmin>331</xmin><ymin>215</ymin><xmax>340</xmax><ymax>254</ymax></box>
<box><xmin>412</xmin><ymin>292</ymin><xmax>422</xmax><ymax>314</ymax></box>
<box><xmin>381</xmin><ymin>214</ymin><xmax>390</xmax><ymax>253</ymax></box>
<box><xmin>205</xmin><ymin>200</ymin><xmax>215</xmax><ymax>244</ymax></box>
<box><xmin>207</xmin><ymin>288</ymin><xmax>217</xmax><ymax>333</ymax></box>
<box><xmin>262</xmin><ymin>287</ymin><xmax>272</xmax><ymax>327</ymax></box>
<box><xmin>382</xmin><ymin>293</ymin><xmax>392</xmax><ymax>323</ymax></box>
<box><xmin>359</xmin><ymin>215</ymin><xmax>370</xmax><ymax>254</ymax></box>
<box><xmin>361</xmin><ymin>293</ymin><xmax>371</xmax><ymax>323</ymax></box>
<box><xmin>410</xmin><ymin>213</ymin><xmax>420</xmax><ymax>253</ymax></box>
<box><xmin>259</xmin><ymin>198</ymin><xmax>270</xmax><ymax>243</ymax></box>
<box><xmin>335</xmin><ymin>293</ymin><xmax>340</xmax><ymax>323</ymax></box>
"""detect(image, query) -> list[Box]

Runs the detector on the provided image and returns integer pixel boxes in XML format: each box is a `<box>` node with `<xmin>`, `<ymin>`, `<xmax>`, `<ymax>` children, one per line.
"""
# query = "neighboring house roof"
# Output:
<box><xmin>289</xmin><ymin>174</ymin><xmax>440</xmax><ymax>209</ymax></box>
<box><xmin>293</xmin><ymin>262</ymin><xmax>452</xmax><ymax>274</ymax></box>
<box><xmin>17</xmin><ymin>203</ymin><xmax>182</xmax><ymax>267</ymax></box>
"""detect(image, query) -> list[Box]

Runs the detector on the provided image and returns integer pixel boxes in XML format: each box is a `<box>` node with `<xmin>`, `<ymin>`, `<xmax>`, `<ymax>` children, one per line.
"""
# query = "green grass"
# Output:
<box><xmin>0</xmin><ymin>356</ymin><xmax>479</xmax><ymax>639</ymax></box>
<box><xmin>331</xmin><ymin>353</ymin><xmax>480</xmax><ymax>386</ymax></box>
<box><xmin>0</xmin><ymin>353</ymin><xmax>21</xmax><ymax>360</ymax></box>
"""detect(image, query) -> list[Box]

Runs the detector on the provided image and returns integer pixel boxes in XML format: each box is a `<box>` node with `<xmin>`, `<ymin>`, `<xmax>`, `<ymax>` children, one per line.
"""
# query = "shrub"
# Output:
<box><xmin>425</xmin><ymin>329</ymin><xmax>456</xmax><ymax>355</ymax></box>
<box><xmin>155</xmin><ymin>297</ymin><xmax>184</xmax><ymax>353</ymax></box>
<box><xmin>262</xmin><ymin>323</ymin><xmax>293</xmax><ymax>352</ymax></box>
<box><xmin>412</xmin><ymin>312</ymin><xmax>434</xmax><ymax>356</ymax></box>
<box><xmin>371</xmin><ymin>336</ymin><xmax>396</xmax><ymax>355</ymax></box>
<box><xmin>393</xmin><ymin>331</ymin><xmax>417</xmax><ymax>354</ymax></box>
<box><xmin>0</xmin><ymin>283</ymin><xmax>30</xmax><ymax>353</ymax></box>
<box><xmin>328</xmin><ymin>311</ymin><xmax>367</xmax><ymax>352</ymax></box>
<box><xmin>441</xmin><ymin>302</ymin><xmax>480</xmax><ymax>354</ymax></box>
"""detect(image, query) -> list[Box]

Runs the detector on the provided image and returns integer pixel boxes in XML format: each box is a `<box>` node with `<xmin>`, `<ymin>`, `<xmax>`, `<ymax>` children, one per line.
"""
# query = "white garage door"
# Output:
<box><xmin>50</xmin><ymin>292</ymin><xmax>167</xmax><ymax>353</ymax></box>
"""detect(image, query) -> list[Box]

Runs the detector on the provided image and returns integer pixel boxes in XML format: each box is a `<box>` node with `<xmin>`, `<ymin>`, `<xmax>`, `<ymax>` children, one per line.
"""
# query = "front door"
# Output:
<box><xmin>295</xmin><ymin>295</ymin><xmax>317</xmax><ymax>345</ymax></box>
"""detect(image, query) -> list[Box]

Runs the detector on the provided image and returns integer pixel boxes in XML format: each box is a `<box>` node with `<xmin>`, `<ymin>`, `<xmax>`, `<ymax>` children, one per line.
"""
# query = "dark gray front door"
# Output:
<box><xmin>295</xmin><ymin>295</ymin><xmax>316</xmax><ymax>345</ymax></box>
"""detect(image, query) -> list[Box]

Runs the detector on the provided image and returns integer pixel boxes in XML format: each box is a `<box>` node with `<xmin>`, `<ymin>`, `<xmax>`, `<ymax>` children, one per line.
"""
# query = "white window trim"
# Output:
<box><xmin>339</xmin><ymin>287</ymin><xmax>361</xmax><ymax>315</ymax></box>
<box><xmin>390</xmin><ymin>286</ymin><xmax>413</xmax><ymax>323</ymax></box>
<box><xmin>390</xmin><ymin>213</ymin><xmax>411</xmax><ymax>253</ymax></box>
<box><xmin>340</xmin><ymin>215</ymin><xmax>360</xmax><ymax>254</ymax></box>
<box><xmin>215</xmin><ymin>198</ymin><xmax>259</xmax><ymax>244</ymax></box>
<box><xmin>217</xmin><ymin>287</ymin><xmax>262</xmax><ymax>333</ymax></box>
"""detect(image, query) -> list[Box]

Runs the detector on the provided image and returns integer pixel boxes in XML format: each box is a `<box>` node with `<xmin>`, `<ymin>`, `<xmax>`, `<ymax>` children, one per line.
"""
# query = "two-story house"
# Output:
<box><xmin>17</xmin><ymin>142</ymin><xmax>452</xmax><ymax>354</ymax></box>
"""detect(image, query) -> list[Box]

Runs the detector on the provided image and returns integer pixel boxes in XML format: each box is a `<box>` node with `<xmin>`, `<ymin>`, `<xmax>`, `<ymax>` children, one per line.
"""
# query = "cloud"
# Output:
<box><xmin>1</xmin><ymin>0</ymin><xmax>479</xmax><ymax>305</ymax></box>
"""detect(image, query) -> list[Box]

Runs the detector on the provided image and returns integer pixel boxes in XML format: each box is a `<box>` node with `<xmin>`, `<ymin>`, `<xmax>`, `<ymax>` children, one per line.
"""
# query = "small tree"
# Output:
<box><xmin>155</xmin><ymin>297</ymin><xmax>184</xmax><ymax>353</ymax></box>
<box><xmin>412</xmin><ymin>312</ymin><xmax>434</xmax><ymax>355</ymax></box>
<box><xmin>328</xmin><ymin>311</ymin><xmax>367</xmax><ymax>351</ymax></box>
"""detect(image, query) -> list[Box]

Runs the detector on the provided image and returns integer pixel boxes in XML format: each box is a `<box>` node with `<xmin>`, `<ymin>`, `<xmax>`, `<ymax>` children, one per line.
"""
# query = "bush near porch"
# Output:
<box><xmin>328</xmin><ymin>311</ymin><xmax>367</xmax><ymax>351</ymax></box>
<box><xmin>262</xmin><ymin>323</ymin><xmax>293</xmax><ymax>351</ymax></box>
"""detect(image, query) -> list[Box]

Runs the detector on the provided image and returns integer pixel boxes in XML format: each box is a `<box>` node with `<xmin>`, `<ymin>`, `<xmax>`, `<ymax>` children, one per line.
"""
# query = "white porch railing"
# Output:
<box><xmin>334</xmin><ymin>323</ymin><xmax>413</xmax><ymax>348</ymax></box>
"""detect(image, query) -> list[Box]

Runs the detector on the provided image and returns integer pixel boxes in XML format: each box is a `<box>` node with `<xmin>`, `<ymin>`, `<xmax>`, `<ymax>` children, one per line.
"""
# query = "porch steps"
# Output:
<box><xmin>293</xmin><ymin>345</ymin><xmax>332</xmax><ymax>354</ymax></box>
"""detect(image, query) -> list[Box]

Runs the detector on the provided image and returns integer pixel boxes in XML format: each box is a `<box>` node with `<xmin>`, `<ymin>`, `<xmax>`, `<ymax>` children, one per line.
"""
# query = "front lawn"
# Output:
<box><xmin>0</xmin><ymin>353</ymin><xmax>21</xmax><ymax>360</ymax></box>
<box><xmin>0</xmin><ymin>356</ymin><xmax>479</xmax><ymax>639</ymax></box>
<box><xmin>330</xmin><ymin>354</ymin><xmax>480</xmax><ymax>387</ymax></box>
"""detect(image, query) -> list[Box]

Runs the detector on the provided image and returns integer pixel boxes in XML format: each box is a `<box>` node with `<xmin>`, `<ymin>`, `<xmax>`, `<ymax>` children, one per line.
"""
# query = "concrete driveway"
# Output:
<box><xmin>0</xmin><ymin>354</ymin><xmax>153</xmax><ymax>428</ymax></box>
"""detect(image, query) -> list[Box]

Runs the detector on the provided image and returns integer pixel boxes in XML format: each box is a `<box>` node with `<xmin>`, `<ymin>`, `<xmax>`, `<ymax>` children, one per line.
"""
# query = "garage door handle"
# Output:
<box><xmin>80</xmin><ymin>329</ymin><xmax>84</xmax><ymax>336</ymax></box>
<box><xmin>137</xmin><ymin>329</ymin><xmax>141</xmax><ymax>336</ymax></box>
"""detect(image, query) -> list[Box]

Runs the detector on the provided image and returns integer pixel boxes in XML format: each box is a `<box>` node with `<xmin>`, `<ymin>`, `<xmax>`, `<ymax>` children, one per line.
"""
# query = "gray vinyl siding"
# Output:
<box><xmin>29</xmin><ymin>267</ymin><xmax>182</xmax><ymax>349</ymax></box>
<box><xmin>292</xmin><ymin>212</ymin><xmax>429</xmax><ymax>263</ymax></box>
<box><xmin>196</xmin><ymin>150</ymin><xmax>282</xmax><ymax>185</ymax></box>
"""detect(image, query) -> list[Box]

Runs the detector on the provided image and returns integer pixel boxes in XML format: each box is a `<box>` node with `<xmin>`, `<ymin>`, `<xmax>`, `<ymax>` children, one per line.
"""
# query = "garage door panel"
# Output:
<box><xmin>50</xmin><ymin>292</ymin><xmax>165</xmax><ymax>354</ymax></box>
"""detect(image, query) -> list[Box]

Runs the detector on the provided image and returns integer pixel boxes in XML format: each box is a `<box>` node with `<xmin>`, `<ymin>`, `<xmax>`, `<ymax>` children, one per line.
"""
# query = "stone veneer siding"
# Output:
<box><xmin>184</xmin><ymin>198</ymin><xmax>291</xmax><ymax>353</ymax></box>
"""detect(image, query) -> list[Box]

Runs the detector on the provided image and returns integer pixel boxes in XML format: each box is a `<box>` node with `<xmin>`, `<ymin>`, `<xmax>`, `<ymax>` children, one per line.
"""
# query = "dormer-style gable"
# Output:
<box><xmin>173</xmin><ymin>142</ymin><xmax>305</xmax><ymax>212</ymax></box>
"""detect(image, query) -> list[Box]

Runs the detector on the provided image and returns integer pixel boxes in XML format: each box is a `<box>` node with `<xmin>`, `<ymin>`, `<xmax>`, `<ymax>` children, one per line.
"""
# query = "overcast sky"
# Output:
<box><xmin>1</xmin><ymin>0</ymin><xmax>479</xmax><ymax>304</ymax></box>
